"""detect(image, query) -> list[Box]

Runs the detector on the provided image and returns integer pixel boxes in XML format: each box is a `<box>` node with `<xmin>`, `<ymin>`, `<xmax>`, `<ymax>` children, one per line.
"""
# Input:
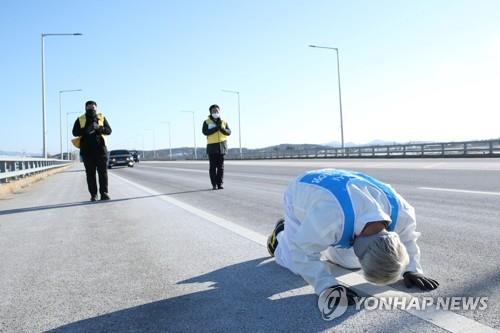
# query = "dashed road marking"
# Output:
<box><xmin>419</xmin><ymin>187</ymin><xmax>500</xmax><ymax>196</ymax></box>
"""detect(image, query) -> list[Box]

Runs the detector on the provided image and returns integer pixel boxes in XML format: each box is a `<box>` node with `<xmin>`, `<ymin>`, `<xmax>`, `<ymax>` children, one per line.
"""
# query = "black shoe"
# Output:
<box><xmin>217</xmin><ymin>185</ymin><xmax>224</xmax><ymax>190</ymax></box>
<box><xmin>100</xmin><ymin>193</ymin><xmax>110</xmax><ymax>200</ymax></box>
<box><xmin>267</xmin><ymin>218</ymin><xmax>285</xmax><ymax>257</ymax></box>
<box><xmin>90</xmin><ymin>195</ymin><xmax>97</xmax><ymax>202</ymax></box>
<box><xmin>212</xmin><ymin>186</ymin><xmax>217</xmax><ymax>190</ymax></box>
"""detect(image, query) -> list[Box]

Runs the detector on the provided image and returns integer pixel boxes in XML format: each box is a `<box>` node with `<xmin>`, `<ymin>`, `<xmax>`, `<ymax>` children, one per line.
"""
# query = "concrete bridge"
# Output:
<box><xmin>1</xmin><ymin>159</ymin><xmax>499</xmax><ymax>332</ymax></box>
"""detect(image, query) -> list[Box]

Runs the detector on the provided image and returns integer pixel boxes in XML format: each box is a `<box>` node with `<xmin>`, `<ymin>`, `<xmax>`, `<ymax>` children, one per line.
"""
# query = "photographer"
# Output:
<box><xmin>202</xmin><ymin>104</ymin><xmax>231</xmax><ymax>190</ymax></box>
<box><xmin>72</xmin><ymin>101</ymin><xmax>112</xmax><ymax>201</ymax></box>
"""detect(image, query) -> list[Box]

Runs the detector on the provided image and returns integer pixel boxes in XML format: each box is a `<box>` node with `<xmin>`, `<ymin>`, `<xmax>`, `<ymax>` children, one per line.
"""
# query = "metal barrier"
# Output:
<box><xmin>139</xmin><ymin>139</ymin><xmax>500</xmax><ymax>161</ymax></box>
<box><xmin>225</xmin><ymin>139</ymin><xmax>500</xmax><ymax>160</ymax></box>
<box><xmin>0</xmin><ymin>158</ymin><xmax>72</xmax><ymax>183</ymax></box>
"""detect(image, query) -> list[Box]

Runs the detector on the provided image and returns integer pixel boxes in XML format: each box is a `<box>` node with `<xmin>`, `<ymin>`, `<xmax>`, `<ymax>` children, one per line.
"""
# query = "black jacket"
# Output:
<box><xmin>72</xmin><ymin>113</ymin><xmax>112</xmax><ymax>157</ymax></box>
<box><xmin>202</xmin><ymin>116</ymin><xmax>231</xmax><ymax>155</ymax></box>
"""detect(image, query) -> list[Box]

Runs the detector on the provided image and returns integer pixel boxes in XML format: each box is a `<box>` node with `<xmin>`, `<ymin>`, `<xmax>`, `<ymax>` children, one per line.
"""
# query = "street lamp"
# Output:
<box><xmin>221</xmin><ymin>89</ymin><xmax>242</xmax><ymax>159</ymax></box>
<box><xmin>144</xmin><ymin>129</ymin><xmax>156</xmax><ymax>160</ymax></box>
<box><xmin>127</xmin><ymin>136</ymin><xmax>140</xmax><ymax>151</ymax></box>
<box><xmin>161</xmin><ymin>121</ymin><xmax>173</xmax><ymax>160</ymax></box>
<box><xmin>59</xmin><ymin>89</ymin><xmax>82</xmax><ymax>159</ymax></box>
<box><xmin>66</xmin><ymin>111</ymin><xmax>80</xmax><ymax>160</ymax></box>
<box><xmin>180</xmin><ymin>110</ymin><xmax>197</xmax><ymax>160</ymax></box>
<box><xmin>309</xmin><ymin>44</ymin><xmax>345</xmax><ymax>150</ymax></box>
<box><xmin>41</xmin><ymin>32</ymin><xmax>82</xmax><ymax>158</ymax></box>
<box><xmin>142</xmin><ymin>135</ymin><xmax>145</xmax><ymax>159</ymax></box>
<box><xmin>134</xmin><ymin>135</ymin><xmax>142</xmax><ymax>156</ymax></box>
<box><xmin>126</xmin><ymin>137</ymin><xmax>134</xmax><ymax>150</ymax></box>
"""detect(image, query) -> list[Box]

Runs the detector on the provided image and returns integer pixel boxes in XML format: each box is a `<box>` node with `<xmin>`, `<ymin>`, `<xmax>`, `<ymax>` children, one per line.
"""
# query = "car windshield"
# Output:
<box><xmin>110</xmin><ymin>150</ymin><xmax>130</xmax><ymax>156</ymax></box>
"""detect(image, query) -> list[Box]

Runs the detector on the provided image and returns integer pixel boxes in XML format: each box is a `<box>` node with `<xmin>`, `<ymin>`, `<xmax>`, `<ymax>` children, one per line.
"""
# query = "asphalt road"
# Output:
<box><xmin>0</xmin><ymin>158</ymin><xmax>498</xmax><ymax>332</ymax></box>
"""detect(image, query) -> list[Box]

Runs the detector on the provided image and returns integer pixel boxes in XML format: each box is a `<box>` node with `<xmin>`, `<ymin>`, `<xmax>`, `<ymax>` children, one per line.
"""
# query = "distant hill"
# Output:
<box><xmin>252</xmin><ymin>143</ymin><xmax>329</xmax><ymax>152</ymax></box>
<box><xmin>324</xmin><ymin>139</ymin><xmax>434</xmax><ymax>147</ymax></box>
<box><xmin>0</xmin><ymin>150</ymin><xmax>44</xmax><ymax>158</ymax></box>
<box><xmin>0</xmin><ymin>150</ymin><xmax>21</xmax><ymax>157</ymax></box>
<box><xmin>325</xmin><ymin>140</ymin><xmax>395</xmax><ymax>147</ymax></box>
<box><xmin>0</xmin><ymin>150</ymin><xmax>38</xmax><ymax>158</ymax></box>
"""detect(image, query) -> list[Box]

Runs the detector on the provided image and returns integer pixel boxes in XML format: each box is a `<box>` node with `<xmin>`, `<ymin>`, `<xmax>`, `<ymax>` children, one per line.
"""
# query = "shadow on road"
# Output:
<box><xmin>0</xmin><ymin>189</ymin><xmax>213</xmax><ymax>216</ymax></box>
<box><xmin>47</xmin><ymin>257</ymin><xmax>357</xmax><ymax>332</ymax></box>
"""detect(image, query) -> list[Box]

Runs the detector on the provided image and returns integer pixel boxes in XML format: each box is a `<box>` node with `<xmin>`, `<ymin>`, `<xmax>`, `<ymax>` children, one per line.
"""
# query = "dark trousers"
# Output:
<box><xmin>82</xmin><ymin>155</ymin><xmax>108</xmax><ymax>196</ymax></box>
<box><xmin>208</xmin><ymin>153</ymin><xmax>224</xmax><ymax>186</ymax></box>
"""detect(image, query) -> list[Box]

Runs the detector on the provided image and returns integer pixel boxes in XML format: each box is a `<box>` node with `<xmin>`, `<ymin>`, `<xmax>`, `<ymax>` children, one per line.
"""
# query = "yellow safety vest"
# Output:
<box><xmin>71</xmin><ymin>113</ymin><xmax>107</xmax><ymax>148</ymax></box>
<box><xmin>206</xmin><ymin>118</ymin><xmax>228</xmax><ymax>144</ymax></box>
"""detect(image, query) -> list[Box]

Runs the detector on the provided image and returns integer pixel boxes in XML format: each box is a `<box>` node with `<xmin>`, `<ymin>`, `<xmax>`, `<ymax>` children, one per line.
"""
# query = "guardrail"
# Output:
<box><xmin>225</xmin><ymin>139</ymin><xmax>500</xmax><ymax>160</ymax></box>
<box><xmin>0</xmin><ymin>158</ymin><xmax>72</xmax><ymax>183</ymax></box>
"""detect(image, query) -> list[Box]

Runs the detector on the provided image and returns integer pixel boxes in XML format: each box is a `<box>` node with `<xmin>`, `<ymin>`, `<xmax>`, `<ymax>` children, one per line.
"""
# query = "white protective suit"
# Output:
<box><xmin>274</xmin><ymin>169</ymin><xmax>423</xmax><ymax>295</ymax></box>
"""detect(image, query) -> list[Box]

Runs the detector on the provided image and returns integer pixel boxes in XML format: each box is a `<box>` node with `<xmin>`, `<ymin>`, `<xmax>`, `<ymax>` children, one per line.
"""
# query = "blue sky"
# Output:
<box><xmin>1</xmin><ymin>0</ymin><xmax>500</xmax><ymax>155</ymax></box>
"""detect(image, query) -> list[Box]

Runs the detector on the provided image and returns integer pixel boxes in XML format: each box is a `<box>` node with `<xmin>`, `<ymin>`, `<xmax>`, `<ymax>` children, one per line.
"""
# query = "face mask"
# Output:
<box><xmin>211</xmin><ymin>113</ymin><xmax>220</xmax><ymax>119</ymax></box>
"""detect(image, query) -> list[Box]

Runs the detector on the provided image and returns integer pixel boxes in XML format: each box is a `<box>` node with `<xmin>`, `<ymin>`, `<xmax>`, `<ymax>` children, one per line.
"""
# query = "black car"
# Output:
<box><xmin>130</xmin><ymin>150</ymin><xmax>140</xmax><ymax>163</ymax></box>
<box><xmin>108</xmin><ymin>149</ymin><xmax>135</xmax><ymax>168</ymax></box>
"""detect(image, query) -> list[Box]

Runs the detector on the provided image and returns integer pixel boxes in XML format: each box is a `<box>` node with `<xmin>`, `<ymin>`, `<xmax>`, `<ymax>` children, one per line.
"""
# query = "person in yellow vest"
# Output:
<box><xmin>202</xmin><ymin>104</ymin><xmax>231</xmax><ymax>190</ymax></box>
<box><xmin>72</xmin><ymin>101</ymin><xmax>112</xmax><ymax>201</ymax></box>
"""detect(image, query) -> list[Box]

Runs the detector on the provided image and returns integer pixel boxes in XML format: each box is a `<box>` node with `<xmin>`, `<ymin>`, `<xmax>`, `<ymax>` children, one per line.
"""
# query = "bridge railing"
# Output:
<box><xmin>0</xmin><ymin>158</ymin><xmax>72</xmax><ymax>183</ymax></box>
<box><xmin>225</xmin><ymin>139</ymin><xmax>500</xmax><ymax>160</ymax></box>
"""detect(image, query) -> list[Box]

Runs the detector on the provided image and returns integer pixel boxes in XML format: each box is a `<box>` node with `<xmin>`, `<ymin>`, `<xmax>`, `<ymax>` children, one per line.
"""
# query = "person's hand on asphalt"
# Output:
<box><xmin>403</xmin><ymin>272</ymin><xmax>439</xmax><ymax>290</ymax></box>
<box><xmin>319</xmin><ymin>285</ymin><xmax>359</xmax><ymax>306</ymax></box>
<box><xmin>318</xmin><ymin>285</ymin><xmax>359</xmax><ymax>321</ymax></box>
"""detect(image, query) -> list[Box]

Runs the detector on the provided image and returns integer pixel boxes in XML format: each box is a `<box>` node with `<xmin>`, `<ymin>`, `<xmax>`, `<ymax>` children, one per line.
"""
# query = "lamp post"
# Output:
<box><xmin>309</xmin><ymin>44</ymin><xmax>345</xmax><ymax>150</ymax></box>
<box><xmin>41</xmin><ymin>32</ymin><xmax>82</xmax><ymax>158</ymax></box>
<box><xmin>59</xmin><ymin>89</ymin><xmax>82</xmax><ymax>159</ymax></box>
<box><xmin>142</xmin><ymin>135</ymin><xmax>145</xmax><ymax>159</ymax></box>
<box><xmin>221</xmin><ymin>89</ymin><xmax>242</xmax><ymax>159</ymax></box>
<box><xmin>161</xmin><ymin>121</ymin><xmax>172</xmax><ymax>160</ymax></box>
<box><xmin>66</xmin><ymin>111</ymin><xmax>80</xmax><ymax>160</ymax></box>
<box><xmin>126</xmin><ymin>137</ymin><xmax>134</xmax><ymax>150</ymax></box>
<box><xmin>134</xmin><ymin>135</ymin><xmax>142</xmax><ymax>156</ymax></box>
<box><xmin>144</xmin><ymin>129</ymin><xmax>156</xmax><ymax>160</ymax></box>
<box><xmin>180</xmin><ymin>110</ymin><xmax>197</xmax><ymax>160</ymax></box>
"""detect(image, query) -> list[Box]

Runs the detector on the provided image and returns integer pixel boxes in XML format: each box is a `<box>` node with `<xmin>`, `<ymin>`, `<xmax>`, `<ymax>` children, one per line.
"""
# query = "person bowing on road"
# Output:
<box><xmin>267</xmin><ymin>169</ymin><xmax>439</xmax><ymax>319</ymax></box>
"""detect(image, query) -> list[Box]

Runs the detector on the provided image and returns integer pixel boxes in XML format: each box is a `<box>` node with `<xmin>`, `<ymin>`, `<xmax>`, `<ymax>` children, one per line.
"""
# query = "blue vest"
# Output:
<box><xmin>299</xmin><ymin>169</ymin><xmax>399</xmax><ymax>248</ymax></box>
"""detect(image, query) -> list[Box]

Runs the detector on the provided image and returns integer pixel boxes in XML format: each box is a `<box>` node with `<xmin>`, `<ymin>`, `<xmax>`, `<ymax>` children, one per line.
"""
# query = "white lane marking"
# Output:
<box><xmin>159</xmin><ymin>167</ymin><xmax>205</xmax><ymax>174</ymax></box>
<box><xmin>110</xmin><ymin>173</ymin><xmax>267</xmax><ymax>246</ymax></box>
<box><xmin>423</xmin><ymin>162</ymin><xmax>446</xmax><ymax>169</ymax></box>
<box><xmin>111</xmin><ymin>173</ymin><xmax>498</xmax><ymax>333</ymax></box>
<box><xmin>134</xmin><ymin>164</ymin><xmax>206</xmax><ymax>173</ymax></box>
<box><xmin>419</xmin><ymin>187</ymin><xmax>500</xmax><ymax>196</ymax></box>
<box><xmin>138</xmin><ymin>165</ymin><xmax>291</xmax><ymax>182</ymax></box>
